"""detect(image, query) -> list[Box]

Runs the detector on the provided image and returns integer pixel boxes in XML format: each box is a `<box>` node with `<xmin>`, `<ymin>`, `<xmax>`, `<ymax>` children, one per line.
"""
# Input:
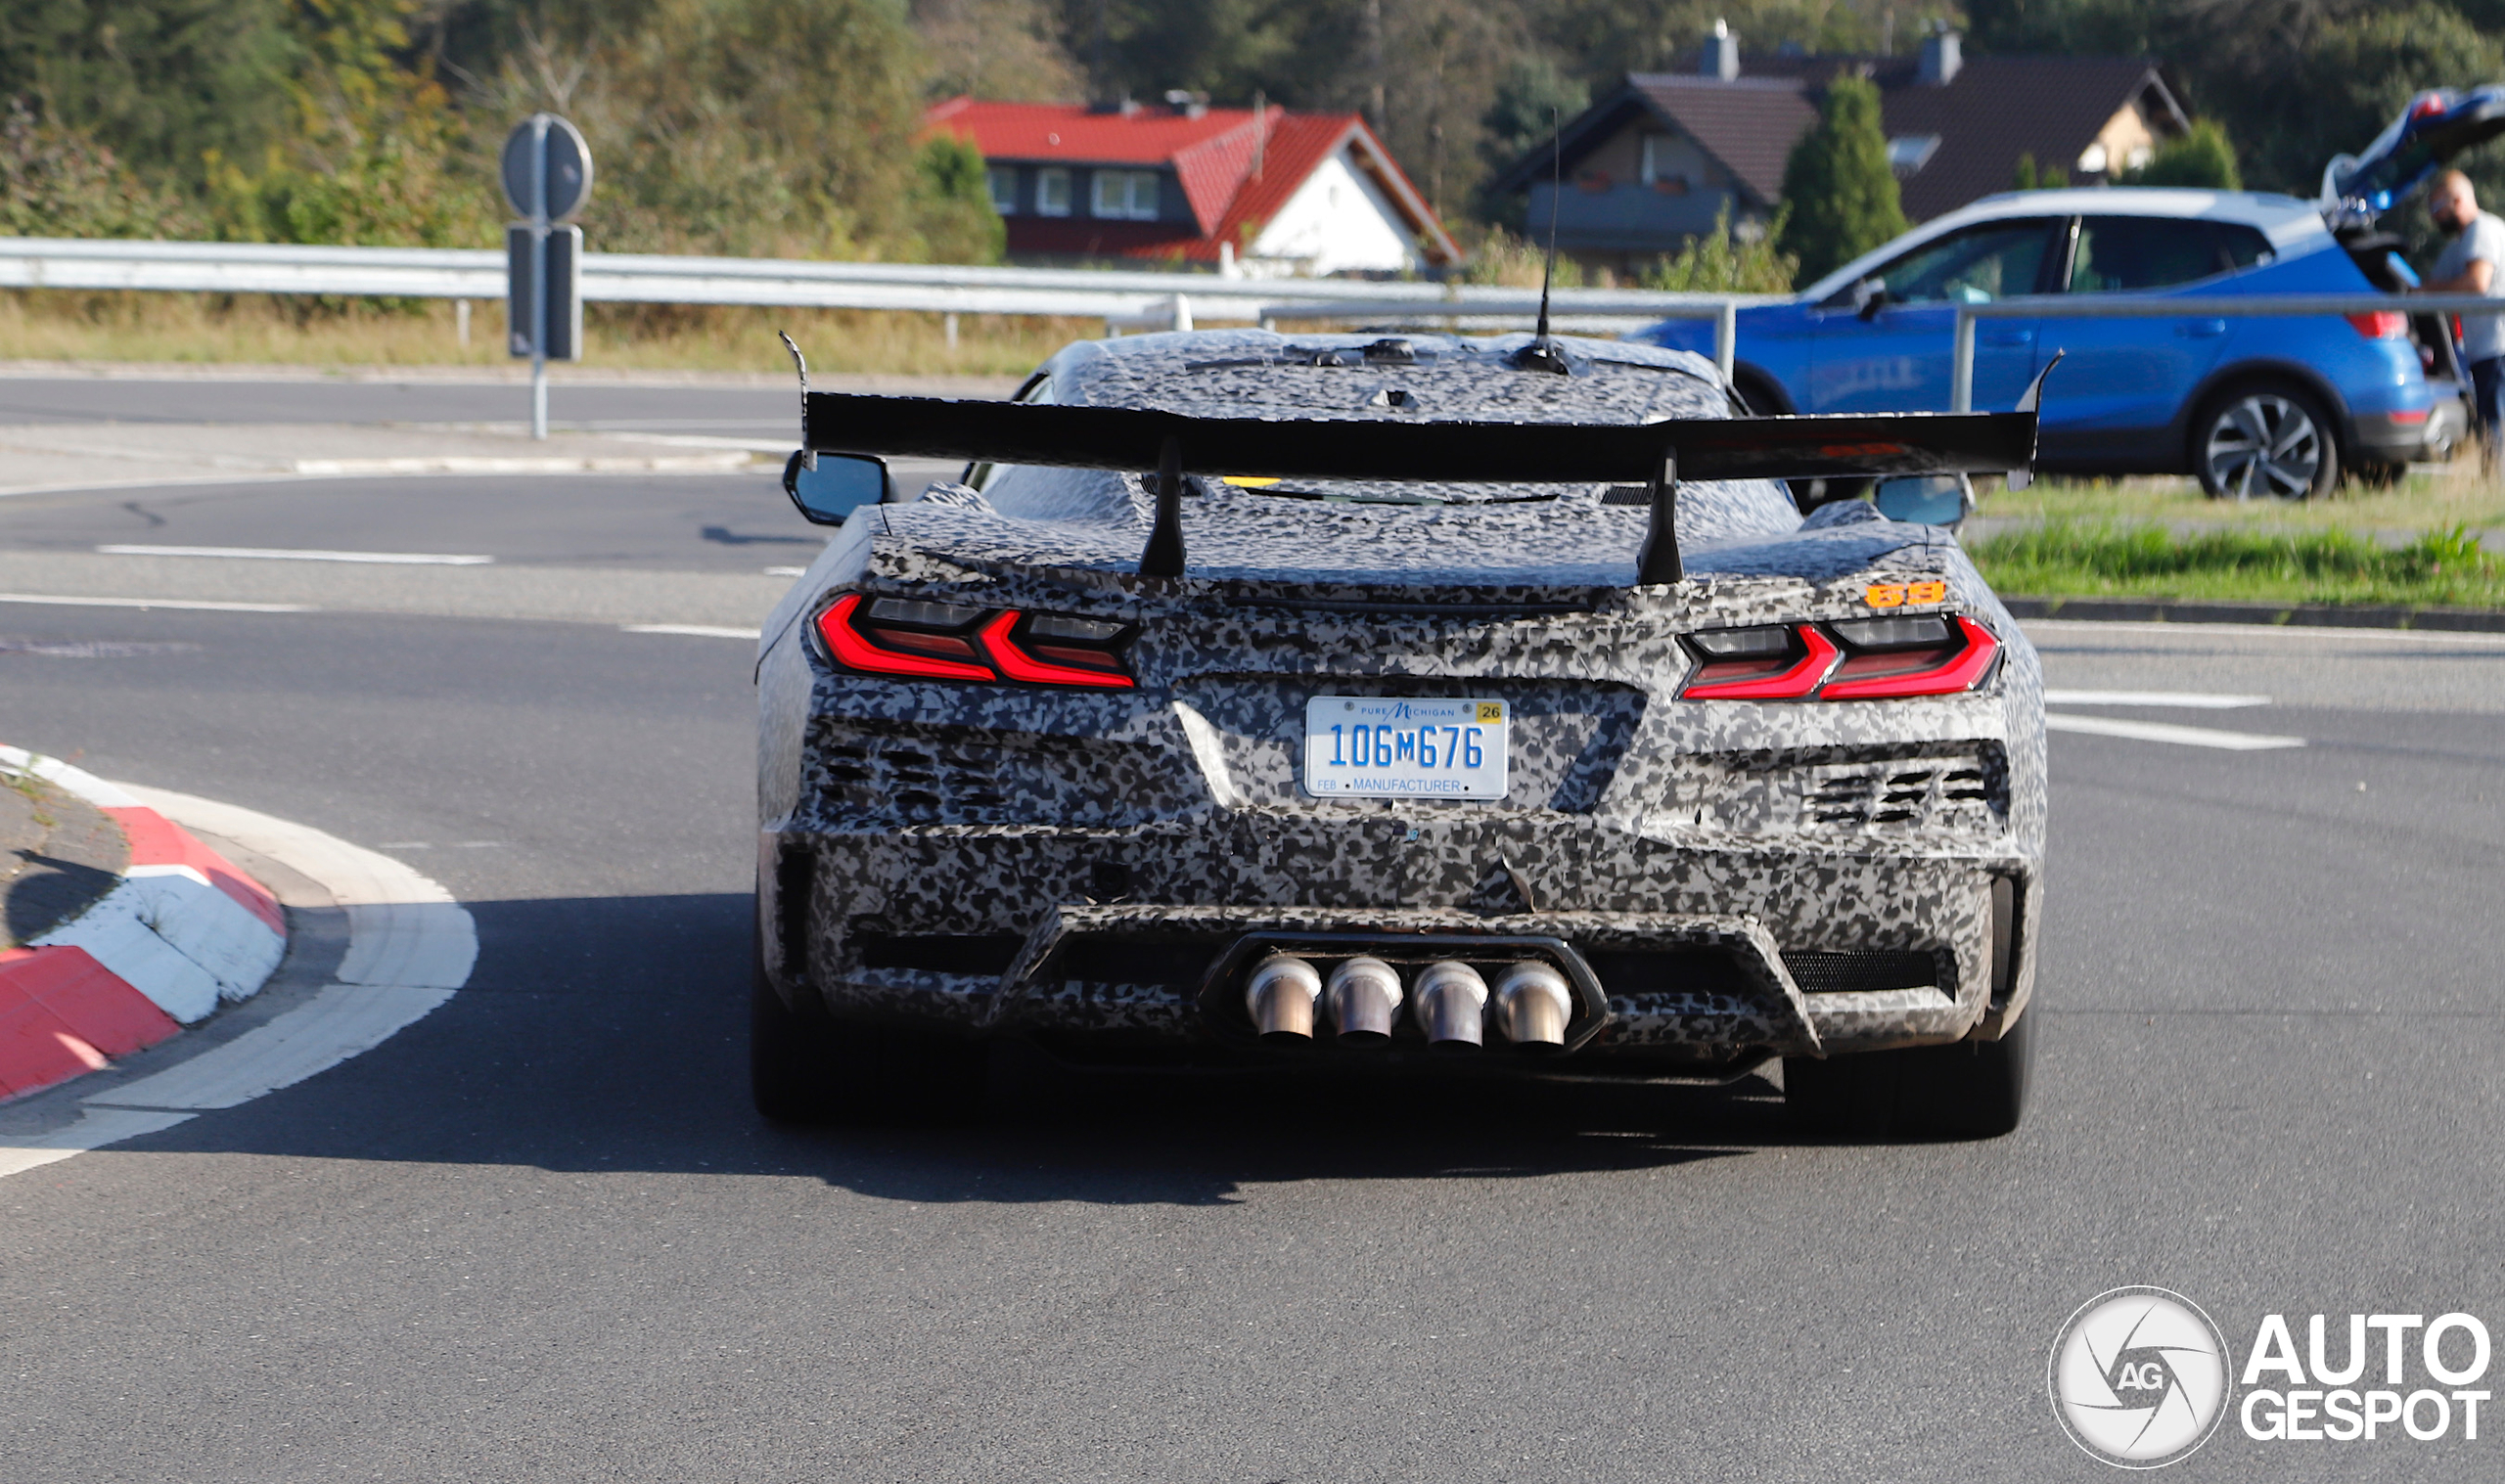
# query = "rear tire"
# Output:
<box><xmin>751</xmin><ymin>933</ymin><xmax>987</xmax><ymax>1124</ymax></box>
<box><xmin>1786</xmin><ymin>1009</ymin><xmax>2034</xmax><ymax>1140</ymax></box>
<box><xmin>2193</xmin><ymin>382</ymin><xmax>2339</xmax><ymax>500</ymax></box>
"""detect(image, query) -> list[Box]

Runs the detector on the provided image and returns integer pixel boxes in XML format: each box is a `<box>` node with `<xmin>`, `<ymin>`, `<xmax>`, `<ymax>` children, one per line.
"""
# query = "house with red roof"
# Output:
<box><xmin>924</xmin><ymin>95</ymin><xmax>1460</xmax><ymax>276</ymax></box>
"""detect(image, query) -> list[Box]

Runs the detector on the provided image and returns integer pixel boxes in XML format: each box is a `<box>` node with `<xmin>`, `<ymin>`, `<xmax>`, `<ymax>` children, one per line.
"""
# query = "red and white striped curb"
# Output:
<box><xmin>0</xmin><ymin>747</ymin><xmax>286</xmax><ymax>1102</ymax></box>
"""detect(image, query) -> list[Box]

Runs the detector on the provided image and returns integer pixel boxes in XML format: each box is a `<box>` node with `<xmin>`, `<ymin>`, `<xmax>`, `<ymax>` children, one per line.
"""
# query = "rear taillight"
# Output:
<box><xmin>2347</xmin><ymin>311</ymin><xmax>2407</xmax><ymax>339</ymax></box>
<box><xmin>814</xmin><ymin>595</ymin><xmax>1134</xmax><ymax>688</ymax></box>
<box><xmin>1680</xmin><ymin>615</ymin><xmax>1998</xmax><ymax>701</ymax></box>
<box><xmin>1682</xmin><ymin>624</ymin><xmax>1840</xmax><ymax>699</ymax></box>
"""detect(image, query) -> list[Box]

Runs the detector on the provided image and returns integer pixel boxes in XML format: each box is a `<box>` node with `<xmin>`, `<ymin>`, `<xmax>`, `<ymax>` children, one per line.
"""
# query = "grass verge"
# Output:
<box><xmin>1981</xmin><ymin>470</ymin><xmax>2505</xmax><ymax>537</ymax></box>
<box><xmin>1968</xmin><ymin>520</ymin><xmax>2505</xmax><ymax>609</ymax></box>
<box><xmin>0</xmin><ymin>290</ymin><xmax>1100</xmax><ymax>377</ymax></box>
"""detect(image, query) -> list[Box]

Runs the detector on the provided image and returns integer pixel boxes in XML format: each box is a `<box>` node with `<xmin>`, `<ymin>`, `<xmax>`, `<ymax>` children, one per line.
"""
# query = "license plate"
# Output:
<box><xmin>1302</xmin><ymin>697</ymin><xmax>1509</xmax><ymax>799</ymax></box>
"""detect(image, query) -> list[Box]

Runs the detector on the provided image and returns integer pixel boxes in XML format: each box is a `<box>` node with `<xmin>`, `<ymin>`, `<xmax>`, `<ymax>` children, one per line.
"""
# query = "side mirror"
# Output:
<box><xmin>1853</xmin><ymin>278</ymin><xmax>1890</xmax><ymax>321</ymax></box>
<box><xmin>782</xmin><ymin>450</ymin><xmax>892</xmax><ymax>525</ymax></box>
<box><xmin>1872</xmin><ymin>472</ymin><xmax>1975</xmax><ymax>530</ymax></box>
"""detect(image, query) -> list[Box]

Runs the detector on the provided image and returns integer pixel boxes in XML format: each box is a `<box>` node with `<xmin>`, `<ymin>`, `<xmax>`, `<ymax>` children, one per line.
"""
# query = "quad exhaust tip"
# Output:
<box><xmin>1325</xmin><ymin>956</ymin><xmax>1404</xmax><ymax>1044</ymax></box>
<box><xmin>1411</xmin><ymin>961</ymin><xmax>1488</xmax><ymax>1051</ymax></box>
<box><xmin>1245</xmin><ymin>954</ymin><xmax>1322</xmax><ymax>1043</ymax></box>
<box><xmin>1493</xmin><ymin>962</ymin><xmax>1572</xmax><ymax>1052</ymax></box>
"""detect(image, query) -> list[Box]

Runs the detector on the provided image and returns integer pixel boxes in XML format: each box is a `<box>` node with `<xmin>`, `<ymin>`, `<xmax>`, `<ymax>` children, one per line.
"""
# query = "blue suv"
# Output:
<box><xmin>1641</xmin><ymin>187</ymin><xmax>2467</xmax><ymax>499</ymax></box>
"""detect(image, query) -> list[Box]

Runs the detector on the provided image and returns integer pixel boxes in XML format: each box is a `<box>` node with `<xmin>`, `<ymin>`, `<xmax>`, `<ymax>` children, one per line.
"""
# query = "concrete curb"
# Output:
<box><xmin>0</xmin><ymin>785</ymin><xmax>477</xmax><ymax>1180</ymax></box>
<box><xmin>2002</xmin><ymin>595</ymin><xmax>2505</xmax><ymax>633</ymax></box>
<box><xmin>0</xmin><ymin>748</ymin><xmax>285</xmax><ymax>1102</ymax></box>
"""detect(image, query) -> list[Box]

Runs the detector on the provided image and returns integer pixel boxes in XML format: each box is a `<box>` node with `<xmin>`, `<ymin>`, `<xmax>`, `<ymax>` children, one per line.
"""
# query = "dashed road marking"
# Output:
<box><xmin>2045</xmin><ymin>713</ymin><xmax>2305</xmax><ymax>750</ymax></box>
<box><xmin>2043</xmin><ymin>689</ymin><xmax>2272</xmax><ymax>708</ymax></box>
<box><xmin>99</xmin><ymin>544</ymin><xmax>493</xmax><ymax>565</ymax></box>
<box><xmin>622</xmin><ymin>623</ymin><xmax>759</xmax><ymax>640</ymax></box>
<box><xmin>0</xmin><ymin>592</ymin><xmax>311</xmax><ymax>612</ymax></box>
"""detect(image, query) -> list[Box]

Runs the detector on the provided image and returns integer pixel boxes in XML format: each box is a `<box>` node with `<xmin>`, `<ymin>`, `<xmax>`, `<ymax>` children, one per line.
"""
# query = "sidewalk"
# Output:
<box><xmin>0</xmin><ymin>421</ymin><xmax>770</xmax><ymax>498</ymax></box>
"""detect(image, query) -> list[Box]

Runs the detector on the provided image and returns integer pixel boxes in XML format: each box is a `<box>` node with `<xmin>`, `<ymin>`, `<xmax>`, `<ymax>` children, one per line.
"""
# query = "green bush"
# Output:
<box><xmin>1642</xmin><ymin>202</ymin><xmax>1796</xmax><ymax>293</ymax></box>
<box><xmin>1777</xmin><ymin>76</ymin><xmax>1909</xmax><ymax>285</ymax></box>
<box><xmin>2120</xmin><ymin>120</ymin><xmax>2241</xmax><ymax>191</ymax></box>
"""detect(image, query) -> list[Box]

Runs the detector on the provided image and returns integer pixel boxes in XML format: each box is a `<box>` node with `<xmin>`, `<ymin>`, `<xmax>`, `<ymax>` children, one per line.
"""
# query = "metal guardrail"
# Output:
<box><xmin>1949</xmin><ymin>292</ymin><xmax>2505</xmax><ymax>412</ymax></box>
<box><xmin>0</xmin><ymin>236</ymin><xmax>1765</xmax><ymax>358</ymax></box>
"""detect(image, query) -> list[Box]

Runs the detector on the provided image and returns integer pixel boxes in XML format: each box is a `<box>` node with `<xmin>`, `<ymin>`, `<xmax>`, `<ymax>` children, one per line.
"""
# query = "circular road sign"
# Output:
<box><xmin>500</xmin><ymin>113</ymin><xmax>593</xmax><ymax>222</ymax></box>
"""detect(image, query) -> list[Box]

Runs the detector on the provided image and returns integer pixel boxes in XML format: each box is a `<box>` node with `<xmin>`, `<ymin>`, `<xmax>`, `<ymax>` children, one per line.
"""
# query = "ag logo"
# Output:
<box><xmin>2049</xmin><ymin>1287</ymin><xmax>2233</xmax><ymax>1468</ymax></box>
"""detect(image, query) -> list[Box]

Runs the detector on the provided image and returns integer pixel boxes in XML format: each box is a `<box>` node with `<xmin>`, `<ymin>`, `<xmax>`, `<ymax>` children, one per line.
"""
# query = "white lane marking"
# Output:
<box><xmin>0</xmin><ymin>592</ymin><xmax>310</xmax><ymax>612</ymax></box>
<box><xmin>2043</xmin><ymin>689</ymin><xmax>2272</xmax><ymax>708</ymax></box>
<box><xmin>0</xmin><ymin>1109</ymin><xmax>197</xmax><ymax>1180</ymax></box>
<box><xmin>0</xmin><ymin>785</ymin><xmax>476</xmax><ymax>1176</ymax></box>
<box><xmin>86</xmin><ymin>984</ymin><xmax>454</xmax><ymax>1111</ymax></box>
<box><xmin>2045</xmin><ymin>712</ymin><xmax>2305</xmax><ymax>750</ymax></box>
<box><xmin>99</xmin><ymin>544</ymin><xmax>494</xmax><ymax>565</ymax></box>
<box><xmin>762</xmin><ymin>566</ymin><xmax>807</xmax><ymax>577</ymax></box>
<box><xmin>622</xmin><ymin>623</ymin><xmax>760</xmax><ymax>639</ymax></box>
<box><xmin>2025</xmin><ymin>618</ymin><xmax>2505</xmax><ymax>648</ymax></box>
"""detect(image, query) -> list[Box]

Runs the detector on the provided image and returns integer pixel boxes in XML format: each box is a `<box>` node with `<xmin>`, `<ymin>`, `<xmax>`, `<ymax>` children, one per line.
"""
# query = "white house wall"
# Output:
<box><xmin>1247</xmin><ymin>149</ymin><xmax>1420</xmax><ymax>276</ymax></box>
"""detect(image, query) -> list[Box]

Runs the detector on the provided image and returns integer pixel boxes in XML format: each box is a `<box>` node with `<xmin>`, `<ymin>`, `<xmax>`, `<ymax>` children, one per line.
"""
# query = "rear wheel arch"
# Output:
<box><xmin>1728</xmin><ymin>363</ymin><xmax>1797</xmax><ymax>416</ymax></box>
<box><xmin>2185</xmin><ymin>371</ymin><xmax>2345</xmax><ymax>499</ymax></box>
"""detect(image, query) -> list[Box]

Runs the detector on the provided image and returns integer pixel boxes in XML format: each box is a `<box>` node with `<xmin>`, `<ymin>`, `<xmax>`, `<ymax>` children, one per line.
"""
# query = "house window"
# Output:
<box><xmin>985</xmin><ymin>166</ymin><xmax>1017</xmax><ymax>215</ymax></box>
<box><xmin>1090</xmin><ymin>169</ymin><xmax>1160</xmax><ymax>220</ymax></box>
<box><xmin>1887</xmin><ymin>135</ymin><xmax>1942</xmax><ymax>179</ymax></box>
<box><xmin>1035</xmin><ymin>168</ymin><xmax>1072</xmax><ymax>217</ymax></box>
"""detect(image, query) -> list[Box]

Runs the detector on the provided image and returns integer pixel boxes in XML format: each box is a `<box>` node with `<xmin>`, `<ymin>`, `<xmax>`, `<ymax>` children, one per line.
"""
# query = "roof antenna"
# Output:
<box><xmin>1514</xmin><ymin>106</ymin><xmax>1571</xmax><ymax>375</ymax></box>
<box><xmin>778</xmin><ymin>331</ymin><xmax>813</xmax><ymax>470</ymax></box>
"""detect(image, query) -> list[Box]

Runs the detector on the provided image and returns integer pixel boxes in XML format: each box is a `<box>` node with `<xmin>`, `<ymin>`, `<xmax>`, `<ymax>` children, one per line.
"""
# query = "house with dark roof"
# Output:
<box><xmin>1487</xmin><ymin>24</ymin><xmax>2191</xmax><ymax>275</ymax></box>
<box><xmin>924</xmin><ymin>95</ymin><xmax>1460</xmax><ymax>276</ymax></box>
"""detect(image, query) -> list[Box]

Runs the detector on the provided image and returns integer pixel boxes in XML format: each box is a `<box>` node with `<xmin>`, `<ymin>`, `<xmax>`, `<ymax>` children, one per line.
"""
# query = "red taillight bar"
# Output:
<box><xmin>1682</xmin><ymin>624</ymin><xmax>1840</xmax><ymax>699</ymax></box>
<box><xmin>1819</xmin><ymin>616</ymin><xmax>2000</xmax><ymax>699</ymax></box>
<box><xmin>978</xmin><ymin>610</ymin><xmax>1135</xmax><ymax>690</ymax></box>
<box><xmin>815</xmin><ymin>594</ymin><xmax>997</xmax><ymax>681</ymax></box>
<box><xmin>2346</xmin><ymin>311</ymin><xmax>2406</xmax><ymax>340</ymax></box>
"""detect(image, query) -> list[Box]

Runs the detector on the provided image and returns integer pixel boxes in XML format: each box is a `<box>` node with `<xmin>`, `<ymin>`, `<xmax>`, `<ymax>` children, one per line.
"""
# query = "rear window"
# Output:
<box><xmin>2069</xmin><ymin>217</ymin><xmax>2276</xmax><ymax>292</ymax></box>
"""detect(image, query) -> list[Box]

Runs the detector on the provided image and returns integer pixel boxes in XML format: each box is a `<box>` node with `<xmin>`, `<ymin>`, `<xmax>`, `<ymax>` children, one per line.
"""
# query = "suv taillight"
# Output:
<box><xmin>1680</xmin><ymin>616</ymin><xmax>1998</xmax><ymax>701</ymax></box>
<box><xmin>815</xmin><ymin>595</ymin><xmax>1135</xmax><ymax>689</ymax></box>
<box><xmin>2346</xmin><ymin>311</ymin><xmax>2407</xmax><ymax>339</ymax></box>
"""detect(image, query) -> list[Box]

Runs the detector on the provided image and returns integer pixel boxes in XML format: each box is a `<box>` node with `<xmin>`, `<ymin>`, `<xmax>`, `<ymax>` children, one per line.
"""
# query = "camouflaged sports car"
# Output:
<box><xmin>751</xmin><ymin>329</ymin><xmax>2049</xmax><ymax>1137</ymax></box>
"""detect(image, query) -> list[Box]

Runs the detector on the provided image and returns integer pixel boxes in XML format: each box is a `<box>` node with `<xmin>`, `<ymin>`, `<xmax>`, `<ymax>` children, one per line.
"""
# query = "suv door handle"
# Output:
<box><xmin>2175</xmin><ymin>319</ymin><xmax>2228</xmax><ymax>337</ymax></box>
<box><xmin>1981</xmin><ymin>328</ymin><xmax>2034</xmax><ymax>346</ymax></box>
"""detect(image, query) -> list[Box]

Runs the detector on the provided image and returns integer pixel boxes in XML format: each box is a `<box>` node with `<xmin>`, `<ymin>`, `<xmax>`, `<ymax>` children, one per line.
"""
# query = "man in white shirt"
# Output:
<box><xmin>2423</xmin><ymin>169</ymin><xmax>2505</xmax><ymax>460</ymax></box>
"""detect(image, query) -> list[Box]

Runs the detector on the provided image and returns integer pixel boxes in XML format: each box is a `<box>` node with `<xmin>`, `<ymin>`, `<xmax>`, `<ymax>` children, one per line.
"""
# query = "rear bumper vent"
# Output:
<box><xmin>1583</xmin><ymin>947</ymin><xmax>1756</xmax><ymax>1000</ymax></box>
<box><xmin>1047</xmin><ymin>935</ymin><xmax>1232</xmax><ymax>988</ymax></box>
<box><xmin>1784</xmin><ymin>949</ymin><xmax>1940</xmax><ymax>995</ymax></box>
<box><xmin>858</xmin><ymin>934</ymin><xmax>1025</xmax><ymax>975</ymax></box>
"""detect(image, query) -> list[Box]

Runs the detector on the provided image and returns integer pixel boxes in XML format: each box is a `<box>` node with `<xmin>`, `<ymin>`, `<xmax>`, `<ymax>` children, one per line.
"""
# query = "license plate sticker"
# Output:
<box><xmin>1302</xmin><ymin>697</ymin><xmax>1509</xmax><ymax>799</ymax></box>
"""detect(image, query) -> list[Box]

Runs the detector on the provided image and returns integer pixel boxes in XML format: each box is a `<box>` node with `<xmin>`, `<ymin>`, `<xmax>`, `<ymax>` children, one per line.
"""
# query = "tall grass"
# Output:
<box><xmin>1970</xmin><ymin>519</ymin><xmax>2505</xmax><ymax>608</ymax></box>
<box><xmin>0</xmin><ymin>290</ymin><xmax>1085</xmax><ymax>377</ymax></box>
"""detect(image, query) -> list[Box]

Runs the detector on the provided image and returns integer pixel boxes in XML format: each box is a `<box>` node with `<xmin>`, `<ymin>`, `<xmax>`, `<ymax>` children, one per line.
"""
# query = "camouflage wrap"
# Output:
<box><xmin>755</xmin><ymin>331</ymin><xmax>2046</xmax><ymax>1070</ymax></box>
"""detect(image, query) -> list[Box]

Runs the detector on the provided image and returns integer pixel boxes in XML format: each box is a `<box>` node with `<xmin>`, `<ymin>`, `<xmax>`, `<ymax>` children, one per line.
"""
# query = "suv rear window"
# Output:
<box><xmin>2069</xmin><ymin>216</ymin><xmax>2276</xmax><ymax>292</ymax></box>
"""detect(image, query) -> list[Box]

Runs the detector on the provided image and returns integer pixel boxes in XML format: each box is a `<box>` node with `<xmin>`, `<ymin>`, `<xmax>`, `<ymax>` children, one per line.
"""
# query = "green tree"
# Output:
<box><xmin>2121</xmin><ymin>118</ymin><xmax>2240</xmax><ymax>189</ymax></box>
<box><xmin>2012</xmin><ymin>153</ymin><xmax>2069</xmax><ymax>191</ymax></box>
<box><xmin>0</xmin><ymin>95</ymin><xmax>202</xmax><ymax>237</ymax></box>
<box><xmin>0</xmin><ymin>0</ymin><xmax>298</xmax><ymax>192</ymax></box>
<box><xmin>214</xmin><ymin>0</ymin><xmax>490</xmax><ymax>247</ymax></box>
<box><xmin>1777</xmin><ymin>74</ymin><xmax>1908</xmax><ymax>284</ymax></box>
<box><xmin>910</xmin><ymin>130</ymin><xmax>1005</xmax><ymax>263</ymax></box>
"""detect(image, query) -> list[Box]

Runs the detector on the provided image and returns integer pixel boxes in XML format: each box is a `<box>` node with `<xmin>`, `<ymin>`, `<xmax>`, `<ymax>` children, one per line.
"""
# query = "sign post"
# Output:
<box><xmin>501</xmin><ymin>113</ymin><xmax>592</xmax><ymax>440</ymax></box>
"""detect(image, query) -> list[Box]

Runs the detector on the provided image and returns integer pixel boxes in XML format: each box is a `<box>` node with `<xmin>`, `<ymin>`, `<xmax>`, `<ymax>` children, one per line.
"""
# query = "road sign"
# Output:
<box><xmin>500</xmin><ymin>114</ymin><xmax>593</xmax><ymax>223</ymax></box>
<box><xmin>503</xmin><ymin>114</ymin><xmax>593</xmax><ymax>438</ymax></box>
<box><xmin>506</xmin><ymin>224</ymin><xmax>581</xmax><ymax>361</ymax></box>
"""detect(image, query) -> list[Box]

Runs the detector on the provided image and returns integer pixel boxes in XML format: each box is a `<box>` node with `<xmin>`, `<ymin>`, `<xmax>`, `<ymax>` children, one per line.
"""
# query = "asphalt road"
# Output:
<box><xmin>4</xmin><ymin>464</ymin><xmax>2504</xmax><ymax>1479</ymax></box>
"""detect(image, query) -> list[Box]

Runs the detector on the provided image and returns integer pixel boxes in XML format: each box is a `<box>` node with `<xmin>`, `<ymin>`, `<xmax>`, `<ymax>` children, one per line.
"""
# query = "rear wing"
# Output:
<box><xmin>796</xmin><ymin>370</ymin><xmax>2048</xmax><ymax>585</ymax></box>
